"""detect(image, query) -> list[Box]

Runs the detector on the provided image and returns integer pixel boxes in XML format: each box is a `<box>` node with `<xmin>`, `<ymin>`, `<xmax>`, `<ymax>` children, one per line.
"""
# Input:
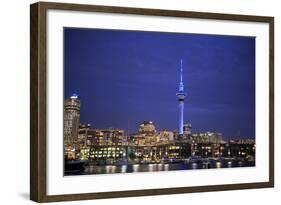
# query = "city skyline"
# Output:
<box><xmin>64</xmin><ymin>28</ymin><xmax>255</xmax><ymax>139</ymax></box>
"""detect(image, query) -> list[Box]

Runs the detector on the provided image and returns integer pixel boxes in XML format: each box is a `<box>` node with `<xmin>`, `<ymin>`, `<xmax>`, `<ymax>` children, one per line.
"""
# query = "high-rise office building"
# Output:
<box><xmin>64</xmin><ymin>94</ymin><xmax>81</xmax><ymax>147</ymax></box>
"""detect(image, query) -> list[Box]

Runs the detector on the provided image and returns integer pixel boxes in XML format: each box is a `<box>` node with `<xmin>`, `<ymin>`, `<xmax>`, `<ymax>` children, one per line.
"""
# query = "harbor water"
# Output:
<box><xmin>65</xmin><ymin>160</ymin><xmax>255</xmax><ymax>176</ymax></box>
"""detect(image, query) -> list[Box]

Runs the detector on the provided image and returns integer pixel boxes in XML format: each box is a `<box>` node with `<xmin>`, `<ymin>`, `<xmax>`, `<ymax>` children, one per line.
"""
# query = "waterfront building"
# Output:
<box><xmin>130</xmin><ymin>133</ymin><xmax>146</xmax><ymax>146</ymax></box>
<box><xmin>190</xmin><ymin>132</ymin><xmax>223</xmax><ymax>157</ymax></box>
<box><xmin>78</xmin><ymin>126</ymin><xmax>127</xmax><ymax>147</ymax></box>
<box><xmin>130</xmin><ymin>121</ymin><xmax>157</xmax><ymax>146</ymax></box>
<box><xmin>64</xmin><ymin>147</ymin><xmax>76</xmax><ymax>161</ymax></box>
<box><xmin>89</xmin><ymin>146</ymin><xmax>126</xmax><ymax>162</ymax></box>
<box><xmin>76</xmin><ymin>126</ymin><xmax>127</xmax><ymax>161</ymax></box>
<box><xmin>164</xmin><ymin>142</ymin><xmax>191</xmax><ymax>160</ymax></box>
<box><xmin>138</xmin><ymin>121</ymin><xmax>156</xmax><ymax>135</ymax></box>
<box><xmin>183</xmin><ymin>123</ymin><xmax>192</xmax><ymax>135</ymax></box>
<box><xmin>78</xmin><ymin>147</ymin><xmax>90</xmax><ymax>161</ymax></box>
<box><xmin>77</xmin><ymin>124</ymin><xmax>91</xmax><ymax>147</ymax></box>
<box><xmin>101</xmin><ymin>129</ymin><xmax>127</xmax><ymax>146</ymax></box>
<box><xmin>155</xmin><ymin>131</ymin><xmax>174</xmax><ymax>145</ymax></box>
<box><xmin>182</xmin><ymin>123</ymin><xmax>192</xmax><ymax>142</ymax></box>
<box><xmin>223</xmin><ymin>139</ymin><xmax>255</xmax><ymax>159</ymax></box>
<box><xmin>191</xmin><ymin>132</ymin><xmax>222</xmax><ymax>144</ymax></box>
<box><xmin>229</xmin><ymin>138</ymin><xmax>255</xmax><ymax>145</ymax></box>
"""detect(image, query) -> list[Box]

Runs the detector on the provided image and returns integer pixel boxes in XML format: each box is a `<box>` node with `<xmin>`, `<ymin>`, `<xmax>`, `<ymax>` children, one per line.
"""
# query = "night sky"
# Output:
<box><xmin>64</xmin><ymin>28</ymin><xmax>255</xmax><ymax>140</ymax></box>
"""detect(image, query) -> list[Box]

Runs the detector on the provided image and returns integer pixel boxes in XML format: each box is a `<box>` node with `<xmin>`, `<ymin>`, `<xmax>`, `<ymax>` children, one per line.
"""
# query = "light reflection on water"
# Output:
<box><xmin>148</xmin><ymin>164</ymin><xmax>154</xmax><ymax>172</ymax></box>
<box><xmin>192</xmin><ymin>163</ymin><xmax>197</xmax><ymax>169</ymax></box>
<box><xmin>227</xmin><ymin>161</ymin><xmax>232</xmax><ymax>168</ymax></box>
<box><xmin>121</xmin><ymin>165</ymin><xmax>127</xmax><ymax>173</ymax></box>
<box><xmin>216</xmin><ymin>162</ymin><xmax>222</xmax><ymax>168</ymax></box>
<box><xmin>105</xmin><ymin>165</ymin><xmax>116</xmax><ymax>174</ymax></box>
<box><xmin>133</xmin><ymin>164</ymin><xmax>139</xmax><ymax>172</ymax></box>
<box><xmin>76</xmin><ymin>160</ymin><xmax>255</xmax><ymax>175</ymax></box>
<box><xmin>164</xmin><ymin>164</ymin><xmax>169</xmax><ymax>171</ymax></box>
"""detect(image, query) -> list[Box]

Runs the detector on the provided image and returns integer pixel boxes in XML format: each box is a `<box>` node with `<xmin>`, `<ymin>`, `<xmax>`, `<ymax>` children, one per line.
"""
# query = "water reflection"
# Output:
<box><xmin>148</xmin><ymin>164</ymin><xmax>155</xmax><ymax>172</ymax></box>
<box><xmin>121</xmin><ymin>165</ymin><xmax>127</xmax><ymax>173</ymax></box>
<box><xmin>216</xmin><ymin>162</ymin><xmax>222</xmax><ymax>168</ymax></box>
<box><xmin>164</xmin><ymin>164</ymin><xmax>169</xmax><ymax>171</ymax></box>
<box><xmin>227</xmin><ymin>161</ymin><xmax>232</xmax><ymax>168</ymax></box>
<box><xmin>68</xmin><ymin>160</ymin><xmax>255</xmax><ymax>175</ymax></box>
<box><xmin>106</xmin><ymin>165</ymin><xmax>116</xmax><ymax>174</ymax></box>
<box><xmin>133</xmin><ymin>164</ymin><xmax>139</xmax><ymax>172</ymax></box>
<box><xmin>191</xmin><ymin>163</ymin><xmax>197</xmax><ymax>169</ymax></box>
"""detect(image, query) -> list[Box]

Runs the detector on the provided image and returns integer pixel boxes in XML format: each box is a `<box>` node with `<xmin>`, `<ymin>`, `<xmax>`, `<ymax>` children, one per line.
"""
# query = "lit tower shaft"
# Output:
<box><xmin>176</xmin><ymin>59</ymin><xmax>186</xmax><ymax>135</ymax></box>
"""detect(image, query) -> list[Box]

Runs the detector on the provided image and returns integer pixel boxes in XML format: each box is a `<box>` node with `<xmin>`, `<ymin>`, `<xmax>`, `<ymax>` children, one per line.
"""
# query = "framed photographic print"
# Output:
<box><xmin>30</xmin><ymin>1</ymin><xmax>274</xmax><ymax>202</ymax></box>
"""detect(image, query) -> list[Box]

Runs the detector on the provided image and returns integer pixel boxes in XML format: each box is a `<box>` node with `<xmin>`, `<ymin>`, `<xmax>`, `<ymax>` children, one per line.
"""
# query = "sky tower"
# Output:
<box><xmin>176</xmin><ymin>59</ymin><xmax>186</xmax><ymax>135</ymax></box>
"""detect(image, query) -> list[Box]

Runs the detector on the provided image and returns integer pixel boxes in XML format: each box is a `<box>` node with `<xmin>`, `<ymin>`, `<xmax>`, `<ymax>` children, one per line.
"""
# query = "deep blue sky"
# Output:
<box><xmin>64</xmin><ymin>28</ymin><xmax>255</xmax><ymax>139</ymax></box>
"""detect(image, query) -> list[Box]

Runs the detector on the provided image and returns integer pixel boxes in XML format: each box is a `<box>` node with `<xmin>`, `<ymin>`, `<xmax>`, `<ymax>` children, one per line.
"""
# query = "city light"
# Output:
<box><xmin>63</xmin><ymin>61</ymin><xmax>255</xmax><ymax>175</ymax></box>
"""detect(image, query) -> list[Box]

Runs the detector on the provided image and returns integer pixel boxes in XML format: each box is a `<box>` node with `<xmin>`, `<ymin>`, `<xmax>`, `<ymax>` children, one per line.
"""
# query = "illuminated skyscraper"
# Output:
<box><xmin>176</xmin><ymin>59</ymin><xmax>186</xmax><ymax>135</ymax></box>
<box><xmin>64</xmin><ymin>94</ymin><xmax>81</xmax><ymax>147</ymax></box>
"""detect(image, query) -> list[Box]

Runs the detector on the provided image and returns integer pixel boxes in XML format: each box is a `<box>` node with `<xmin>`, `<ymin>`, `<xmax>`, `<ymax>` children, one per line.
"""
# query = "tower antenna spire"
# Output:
<box><xmin>178</xmin><ymin>59</ymin><xmax>184</xmax><ymax>92</ymax></box>
<box><xmin>180</xmin><ymin>59</ymin><xmax>183</xmax><ymax>83</ymax></box>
